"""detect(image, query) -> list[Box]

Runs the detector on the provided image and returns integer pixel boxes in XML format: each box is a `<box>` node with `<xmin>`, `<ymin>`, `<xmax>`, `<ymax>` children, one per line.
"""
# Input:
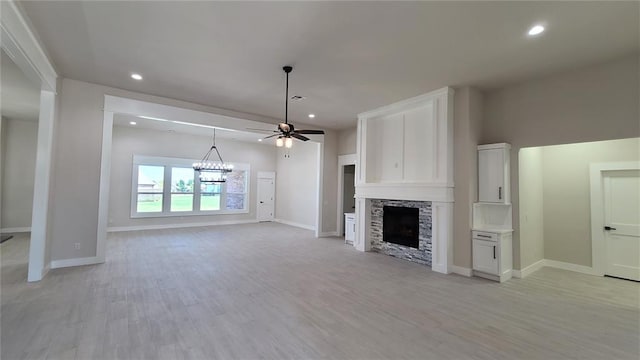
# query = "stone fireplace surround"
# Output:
<box><xmin>370</xmin><ymin>199</ymin><xmax>432</xmax><ymax>266</ymax></box>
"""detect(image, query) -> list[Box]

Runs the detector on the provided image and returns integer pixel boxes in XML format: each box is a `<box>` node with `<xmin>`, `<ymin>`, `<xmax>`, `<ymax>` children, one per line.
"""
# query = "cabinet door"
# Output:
<box><xmin>473</xmin><ymin>239</ymin><xmax>499</xmax><ymax>274</ymax></box>
<box><xmin>478</xmin><ymin>148</ymin><xmax>505</xmax><ymax>203</ymax></box>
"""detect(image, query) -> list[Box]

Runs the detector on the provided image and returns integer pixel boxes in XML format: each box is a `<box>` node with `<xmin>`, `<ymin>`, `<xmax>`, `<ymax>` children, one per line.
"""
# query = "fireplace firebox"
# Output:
<box><xmin>383</xmin><ymin>206</ymin><xmax>419</xmax><ymax>249</ymax></box>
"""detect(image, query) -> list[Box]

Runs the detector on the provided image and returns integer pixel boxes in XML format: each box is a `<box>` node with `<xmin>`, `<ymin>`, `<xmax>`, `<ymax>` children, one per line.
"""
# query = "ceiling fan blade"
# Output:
<box><xmin>291</xmin><ymin>133</ymin><xmax>310</xmax><ymax>141</ymax></box>
<box><xmin>263</xmin><ymin>134</ymin><xmax>280</xmax><ymax>139</ymax></box>
<box><xmin>246</xmin><ymin>128</ymin><xmax>277</xmax><ymax>133</ymax></box>
<box><xmin>295</xmin><ymin>129</ymin><xmax>325</xmax><ymax>135</ymax></box>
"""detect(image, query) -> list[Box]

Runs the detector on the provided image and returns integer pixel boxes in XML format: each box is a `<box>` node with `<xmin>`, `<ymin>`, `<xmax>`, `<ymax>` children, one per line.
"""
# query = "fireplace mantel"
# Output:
<box><xmin>353</xmin><ymin>87</ymin><xmax>454</xmax><ymax>274</ymax></box>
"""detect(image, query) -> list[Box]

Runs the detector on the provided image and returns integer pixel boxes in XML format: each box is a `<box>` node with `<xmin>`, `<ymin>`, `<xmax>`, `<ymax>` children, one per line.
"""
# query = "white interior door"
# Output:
<box><xmin>257</xmin><ymin>176</ymin><xmax>275</xmax><ymax>222</ymax></box>
<box><xmin>603</xmin><ymin>170</ymin><xmax>640</xmax><ymax>281</ymax></box>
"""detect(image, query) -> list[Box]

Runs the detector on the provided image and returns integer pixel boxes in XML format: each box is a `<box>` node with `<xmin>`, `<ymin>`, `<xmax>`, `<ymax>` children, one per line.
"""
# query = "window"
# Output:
<box><xmin>132</xmin><ymin>155</ymin><xmax>249</xmax><ymax>218</ymax></box>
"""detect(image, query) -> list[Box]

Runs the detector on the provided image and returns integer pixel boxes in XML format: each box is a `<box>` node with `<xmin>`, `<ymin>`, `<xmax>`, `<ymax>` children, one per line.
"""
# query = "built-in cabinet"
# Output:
<box><xmin>478</xmin><ymin>143</ymin><xmax>511</xmax><ymax>204</ymax></box>
<box><xmin>473</xmin><ymin>143</ymin><xmax>513</xmax><ymax>282</ymax></box>
<box><xmin>344</xmin><ymin>213</ymin><xmax>355</xmax><ymax>244</ymax></box>
<box><xmin>472</xmin><ymin>230</ymin><xmax>513</xmax><ymax>282</ymax></box>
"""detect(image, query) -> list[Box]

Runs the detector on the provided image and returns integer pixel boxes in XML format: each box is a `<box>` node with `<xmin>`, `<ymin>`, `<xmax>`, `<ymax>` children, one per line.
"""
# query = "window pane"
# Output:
<box><xmin>171</xmin><ymin>194</ymin><xmax>193</xmax><ymax>212</ymax></box>
<box><xmin>200</xmin><ymin>183</ymin><xmax>222</xmax><ymax>193</ymax></box>
<box><xmin>137</xmin><ymin>194</ymin><xmax>163</xmax><ymax>213</ymax></box>
<box><xmin>138</xmin><ymin>165</ymin><xmax>164</xmax><ymax>193</ymax></box>
<box><xmin>172</xmin><ymin>168</ymin><xmax>194</xmax><ymax>193</ymax></box>
<box><xmin>226</xmin><ymin>170</ymin><xmax>246</xmax><ymax>193</ymax></box>
<box><xmin>226</xmin><ymin>194</ymin><xmax>245</xmax><ymax>210</ymax></box>
<box><xmin>200</xmin><ymin>194</ymin><xmax>221</xmax><ymax>211</ymax></box>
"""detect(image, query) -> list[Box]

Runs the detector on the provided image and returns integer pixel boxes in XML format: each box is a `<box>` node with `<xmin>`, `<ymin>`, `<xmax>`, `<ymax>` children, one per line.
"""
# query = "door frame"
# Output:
<box><xmin>589</xmin><ymin>161</ymin><xmax>640</xmax><ymax>276</ymax></box>
<box><xmin>336</xmin><ymin>154</ymin><xmax>357</xmax><ymax>237</ymax></box>
<box><xmin>256</xmin><ymin>171</ymin><xmax>275</xmax><ymax>222</ymax></box>
<box><xmin>2</xmin><ymin>1</ymin><xmax>59</xmax><ymax>281</ymax></box>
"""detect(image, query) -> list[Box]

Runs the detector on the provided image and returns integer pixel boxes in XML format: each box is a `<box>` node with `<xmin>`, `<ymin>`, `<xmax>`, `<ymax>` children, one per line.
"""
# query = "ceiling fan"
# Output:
<box><xmin>248</xmin><ymin>66</ymin><xmax>324</xmax><ymax>148</ymax></box>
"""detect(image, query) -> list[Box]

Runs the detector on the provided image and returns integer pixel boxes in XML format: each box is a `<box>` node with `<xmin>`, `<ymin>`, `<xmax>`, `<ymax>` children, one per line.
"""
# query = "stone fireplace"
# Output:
<box><xmin>371</xmin><ymin>200</ymin><xmax>432</xmax><ymax>266</ymax></box>
<box><xmin>353</xmin><ymin>87</ymin><xmax>454</xmax><ymax>274</ymax></box>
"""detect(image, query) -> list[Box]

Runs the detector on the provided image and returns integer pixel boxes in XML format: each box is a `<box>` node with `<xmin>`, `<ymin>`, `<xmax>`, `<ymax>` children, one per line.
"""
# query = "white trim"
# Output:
<box><xmin>336</xmin><ymin>154</ymin><xmax>357</xmax><ymax>237</ymax></box>
<box><xmin>315</xmin><ymin>142</ymin><xmax>324</xmax><ymax>238</ymax></box>
<box><xmin>0</xmin><ymin>227</ymin><xmax>31</xmax><ymax>233</ymax></box>
<box><xmin>431</xmin><ymin>201</ymin><xmax>454</xmax><ymax>274</ymax></box>
<box><xmin>319</xmin><ymin>231</ymin><xmax>340</xmax><ymax>238</ymax></box>
<box><xmin>589</xmin><ymin>161</ymin><xmax>640</xmax><ymax>277</ymax></box>
<box><xmin>108</xmin><ymin>219</ymin><xmax>258</xmax><ymax>232</ymax></box>
<box><xmin>0</xmin><ymin>1</ymin><xmax>58</xmax><ymax>91</ymax></box>
<box><xmin>450</xmin><ymin>265</ymin><xmax>473</xmax><ymax>277</ymax></box>
<box><xmin>544</xmin><ymin>259</ymin><xmax>598</xmax><ymax>276</ymax></box>
<box><xmin>274</xmin><ymin>218</ymin><xmax>316</xmax><ymax>231</ymax></box>
<box><xmin>358</xmin><ymin>87</ymin><xmax>454</xmax><ymax>120</ymax></box>
<box><xmin>512</xmin><ymin>258</ymin><xmax>545</xmax><ymax>278</ymax></box>
<box><xmin>96</xmin><ymin>112</ymin><xmax>113</xmax><ymax>264</ymax></box>
<box><xmin>355</xmin><ymin>183</ymin><xmax>454</xmax><ymax>202</ymax></box>
<box><xmin>2</xmin><ymin>1</ymin><xmax>59</xmax><ymax>282</ymax></box>
<box><xmin>50</xmin><ymin>256</ymin><xmax>102</xmax><ymax>270</ymax></box>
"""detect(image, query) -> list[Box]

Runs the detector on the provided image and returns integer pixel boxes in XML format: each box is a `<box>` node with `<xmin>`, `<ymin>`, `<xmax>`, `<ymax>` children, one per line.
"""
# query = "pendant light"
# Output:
<box><xmin>192</xmin><ymin>129</ymin><xmax>233</xmax><ymax>183</ymax></box>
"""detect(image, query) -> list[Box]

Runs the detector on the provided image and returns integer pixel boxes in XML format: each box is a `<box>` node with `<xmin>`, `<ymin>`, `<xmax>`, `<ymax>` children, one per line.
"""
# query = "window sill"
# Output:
<box><xmin>131</xmin><ymin>209</ymin><xmax>249</xmax><ymax>219</ymax></box>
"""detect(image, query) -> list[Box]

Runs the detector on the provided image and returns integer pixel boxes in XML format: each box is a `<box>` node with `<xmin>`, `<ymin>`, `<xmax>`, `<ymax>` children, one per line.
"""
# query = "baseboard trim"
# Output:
<box><xmin>512</xmin><ymin>259</ymin><xmax>546</xmax><ymax>278</ymax></box>
<box><xmin>319</xmin><ymin>231</ymin><xmax>339</xmax><ymax>238</ymax></box>
<box><xmin>274</xmin><ymin>219</ymin><xmax>316</xmax><ymax>231</ymax></box>
<box><xmin>544</xmin><ymin>259</ymin><xmax>597</xmax><ymax>276</ymax></box>
<box><xmin>107</xmin><ymin>219</ymin><xmax>259</xmax><ymax>232</ymax></box>
<box><xmin>50</xmin><ymin>256</ymin><xmax>103</xmax><ymax>269</ymax></box>
<box><xmin>450</xmin><ymin>265</ymin><xmax>473</xmax><ymax>277</ymax></box>
<box><xmin>0</xmin><ymin>227</ymin><xmax>31</xmax><ymax>233</ymax></box>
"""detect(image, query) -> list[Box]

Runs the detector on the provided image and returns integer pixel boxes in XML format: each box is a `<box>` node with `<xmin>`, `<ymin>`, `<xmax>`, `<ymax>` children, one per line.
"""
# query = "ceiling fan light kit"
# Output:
<box><xmin>251</xmin><ymin>66</ymin><xmax>325</xmax><ymax>149</ymax></box>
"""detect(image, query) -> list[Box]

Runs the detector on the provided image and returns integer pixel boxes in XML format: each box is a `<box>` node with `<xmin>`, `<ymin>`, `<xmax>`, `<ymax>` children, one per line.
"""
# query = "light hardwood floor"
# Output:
<box><xmin>2</xmin><ymin>223</ymin><xmax>639</xmax><ymax>359</ymax></box>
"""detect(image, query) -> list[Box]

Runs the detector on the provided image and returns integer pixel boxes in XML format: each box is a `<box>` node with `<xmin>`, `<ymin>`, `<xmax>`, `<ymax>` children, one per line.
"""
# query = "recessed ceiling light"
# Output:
<box><xmin>129</xmin><ymin>121</ymin><xmax>137</xmax><ymax>125</ymax></box>
<box><xmin>528</xmin><ymin>25</ymin><xmax>545</xmax><ymax>36</ymax></box>
<box><xmin>131</xmin><ymin>73</ymin><xmax>143</xmax><ymax>80</ymax></box>
<box><xmin>308</xmin><ymin>114</ymin><xmax>315</xmax><ymax>118</ymax></box>
<box><xmin>258</xmin><ymin>139</ymin><xmax>263</xmax><ymax>142</ymax></box>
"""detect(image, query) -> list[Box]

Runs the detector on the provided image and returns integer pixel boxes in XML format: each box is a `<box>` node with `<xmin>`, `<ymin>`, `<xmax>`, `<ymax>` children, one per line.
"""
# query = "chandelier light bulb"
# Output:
<box><xmin>276</xmin><ymin>138</ymin><xmax>284</xmax><ymax>147</ymax></box>
<box><xmin>285</xmin><ymin>137</ymin><xmax>293</xmax><ymax>148</ymax></box>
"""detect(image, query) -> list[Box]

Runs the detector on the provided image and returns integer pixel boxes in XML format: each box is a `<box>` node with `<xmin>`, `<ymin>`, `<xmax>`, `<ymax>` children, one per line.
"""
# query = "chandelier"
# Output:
<box><xmin>192</xmin><ymin>129</ymin><xmax>233</xmax><ymax>183</ymax></box>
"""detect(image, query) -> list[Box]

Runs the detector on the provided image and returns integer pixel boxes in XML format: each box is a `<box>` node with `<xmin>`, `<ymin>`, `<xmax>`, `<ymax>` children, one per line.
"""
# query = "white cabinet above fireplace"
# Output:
<box><xmin>355</xmin><ymin>87</ymin><xmax>454</xmax><ymax>202</ymax></box>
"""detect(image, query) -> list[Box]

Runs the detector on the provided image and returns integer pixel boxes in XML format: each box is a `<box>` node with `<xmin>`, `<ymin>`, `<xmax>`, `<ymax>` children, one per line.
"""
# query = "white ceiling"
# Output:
<box><xmin>113</xmin><ymin>113</ymin><xmax>278</xmax><ymax>145</ymax></box>
<box><xmin>21</xmin><ymin>1</ymin><xmax>639</xmax><ymax>129</ymax></box>
<box><xmin>1</xmin><ymin>50</ymin><xmax>40</xmax><ymax>122</ymax></box>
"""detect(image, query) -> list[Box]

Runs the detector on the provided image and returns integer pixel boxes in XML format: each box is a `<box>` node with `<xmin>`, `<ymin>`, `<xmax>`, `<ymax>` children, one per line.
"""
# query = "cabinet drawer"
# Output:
<box><xmin>472</xmin><ymin>231</ymin><xmax>497</xmax><ymax>242</ymax></box>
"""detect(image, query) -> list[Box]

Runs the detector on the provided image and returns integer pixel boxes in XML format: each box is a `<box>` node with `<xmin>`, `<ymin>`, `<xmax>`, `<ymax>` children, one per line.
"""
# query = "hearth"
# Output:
<box><xmin>383</xmin><ymin>206</ymin><xmax>419</xmax><ymax>249</ymax></box>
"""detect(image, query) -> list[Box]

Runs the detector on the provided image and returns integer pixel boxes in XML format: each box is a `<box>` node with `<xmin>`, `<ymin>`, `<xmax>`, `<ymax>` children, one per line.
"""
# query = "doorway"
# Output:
<box><xmin>337</xmin><ymin>154</ymin><xmax>356</xmax><ymax>237</ymax></box>
<box><xmin>0</xmin><ymin>49</ymin><xmax>41</xmax><ymax>280</ymax></box>
<box><xmin>257</xmin><ymin>172</ymin><xmax>275</xmax><ymax>222</ymax></box>
<box><xmin>591</xmin><ymin>164</ymin><xmax>640</xmax><ymax>281</ymax></box>
<box><xmin>518</xmin><ymin>138</ymin><xmax>640</xmax><ymax>279</ymax></box>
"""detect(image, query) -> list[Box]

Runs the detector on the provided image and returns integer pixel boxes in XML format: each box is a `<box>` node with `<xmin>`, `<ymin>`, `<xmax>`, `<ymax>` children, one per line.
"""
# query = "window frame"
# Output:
<box><xmin>131</xmin><ymin>155</ymin><xmax>250</xmax><ymax>218</ymax></box>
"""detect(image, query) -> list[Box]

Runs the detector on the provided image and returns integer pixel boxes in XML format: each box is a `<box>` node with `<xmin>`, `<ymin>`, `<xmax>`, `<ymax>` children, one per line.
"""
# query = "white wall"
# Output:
<box><xmin>483</xmin><ymin>53</ymin><xmax>639</xmax><ymax>270</ymax></box>
<box><xmin>275</xmin><ymin>141</ymin><xmax>320</xmax><ymax>229</ymax></box>
<box><xmin>541</xmin><ymin>138</ymin><xmax>640</xmax><ymax>267</ymax></box>
<box><xmin>518</xmin><ymin>147</ymin><xmax>544</xmax><ymax>269</ymax></box>
<box><xmin>109</xmin><ymin>125</ymin><xmax>277</xmax><ymax>228</ymax></box>
<box><xmin>338</xmin><ymin>127</ymin><xmax>357</xmax><ymax>155</ymax></box>
<box><xmin>1</xmin><ymin>118</ymin><xmax>38</xmax><ymax>230</ymax></box>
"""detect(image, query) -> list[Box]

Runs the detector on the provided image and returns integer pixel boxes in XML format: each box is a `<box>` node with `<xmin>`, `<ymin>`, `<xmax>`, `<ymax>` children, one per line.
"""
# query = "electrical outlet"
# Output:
<box><xmin>74</xmin><ymin>242</ymin><xmax>81</xmax><ymax>250</ymax></box>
